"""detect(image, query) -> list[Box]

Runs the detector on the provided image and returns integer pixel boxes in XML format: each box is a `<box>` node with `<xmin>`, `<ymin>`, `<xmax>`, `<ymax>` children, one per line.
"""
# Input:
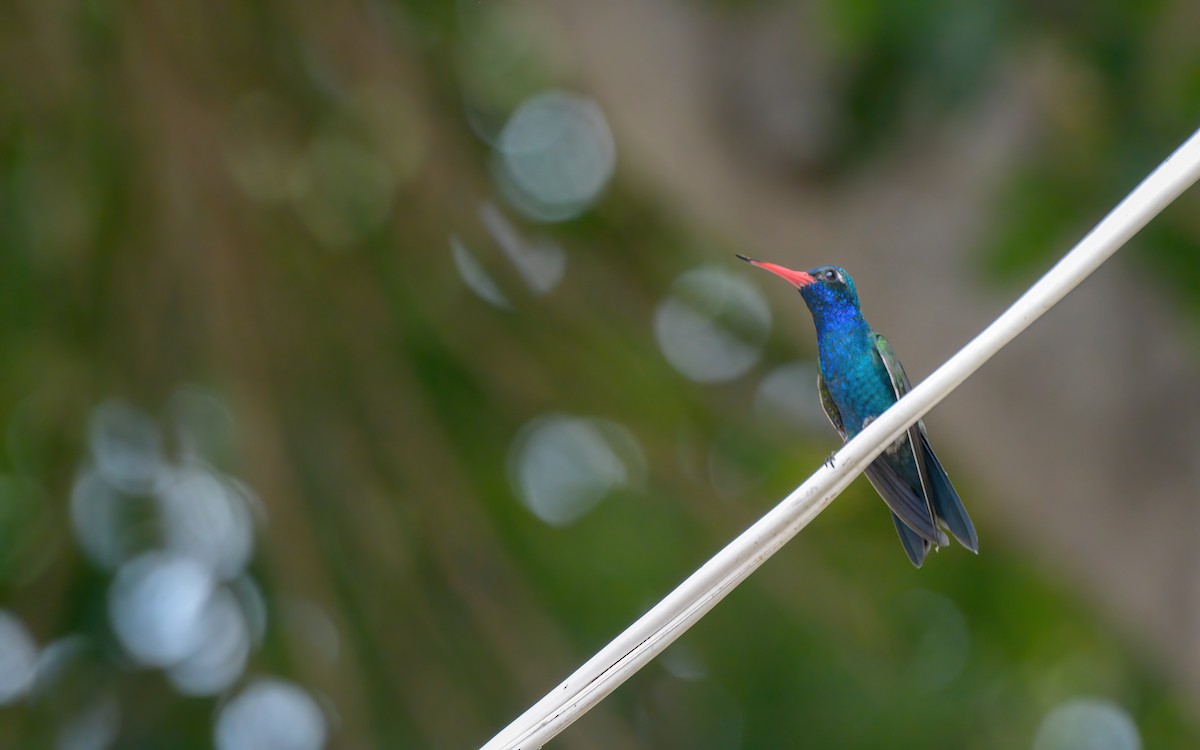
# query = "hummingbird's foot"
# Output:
<box><xmin>824</xmin><ymin>453</ymin><xmax>837</xmax><ymax>469</ymax></box>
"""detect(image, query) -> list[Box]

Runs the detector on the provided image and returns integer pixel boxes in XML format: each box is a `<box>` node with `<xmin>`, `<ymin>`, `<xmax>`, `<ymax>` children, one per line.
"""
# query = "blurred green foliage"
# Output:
<box><xmin>0</xmin><ymin>1</ymin><xmax>1196</xmax><ymax>748</ymax></box>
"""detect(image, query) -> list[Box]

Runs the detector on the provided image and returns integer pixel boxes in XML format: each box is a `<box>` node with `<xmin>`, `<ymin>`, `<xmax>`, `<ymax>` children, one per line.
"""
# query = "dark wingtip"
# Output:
<box><xmin>734</xmin><ymin>253</ymin><xmax>753</xmax><ymax>263</ymax></box>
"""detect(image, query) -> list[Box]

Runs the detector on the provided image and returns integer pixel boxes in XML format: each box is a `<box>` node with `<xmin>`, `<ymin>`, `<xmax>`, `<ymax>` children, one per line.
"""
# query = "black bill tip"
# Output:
<box><xmin>734</xmin><ymin>253</ymin><xmax>754</xmax><ymax>263</ymax></box>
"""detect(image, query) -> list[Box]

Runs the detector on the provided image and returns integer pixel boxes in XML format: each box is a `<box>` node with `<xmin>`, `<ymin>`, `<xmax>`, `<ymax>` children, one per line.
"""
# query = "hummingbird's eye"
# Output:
<box><xmin>823</xmin><ymin>269</ymin><xmax>838</xmax><ymax>282</ymax></box>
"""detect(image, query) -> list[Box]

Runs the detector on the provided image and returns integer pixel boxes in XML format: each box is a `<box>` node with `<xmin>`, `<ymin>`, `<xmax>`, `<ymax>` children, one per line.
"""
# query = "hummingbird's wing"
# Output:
<box><xmin>873</xmin><ymin>333</ymin><xmax>977</xmax><ymax>553</ymax></box>
<box><xmin>869</xmin><ymin>333</ymin><xmax>947</xmax><ymax>548</ymax></box>
<box><xmin>861</xmin><ymin>460</ymin><xmax>944</xmax><ymax>546</ymax></box>
<box><xmin>817</xmin><ymin>373</ymin><xmax>847</xmax><ymax>440</ymax></box>
<box><xmin>821</xmin><ymin>356</ymin><xmax>944</xmax><ymax>547</ymax></box>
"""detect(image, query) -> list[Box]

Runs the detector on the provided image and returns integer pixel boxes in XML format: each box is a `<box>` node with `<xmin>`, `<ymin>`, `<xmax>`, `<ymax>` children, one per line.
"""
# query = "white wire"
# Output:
<box><xmin>480</xmin><ymin>126</ymin><xmax>1200</xmax><ymax>750</ymax></box>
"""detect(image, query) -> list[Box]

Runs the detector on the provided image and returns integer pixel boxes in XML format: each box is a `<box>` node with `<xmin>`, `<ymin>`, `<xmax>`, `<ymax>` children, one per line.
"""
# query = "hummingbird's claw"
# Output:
<box><xmin>824</xmin><ymin>453</ymin><xmax>837</xmax><ymax>469</ymax></box>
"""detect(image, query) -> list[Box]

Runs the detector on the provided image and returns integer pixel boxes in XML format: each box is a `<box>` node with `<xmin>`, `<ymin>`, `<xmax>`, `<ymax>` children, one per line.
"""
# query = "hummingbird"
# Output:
<box><xmin>738</xmin><ymin>255</ymin><xmax>978</xmax><ymax>566</ymax></box>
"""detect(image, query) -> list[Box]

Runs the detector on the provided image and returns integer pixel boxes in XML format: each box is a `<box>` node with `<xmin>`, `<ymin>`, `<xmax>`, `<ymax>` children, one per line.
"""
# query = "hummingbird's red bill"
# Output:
<box><xmin>736</xmin><ymin>254</ymin><xmax>814</xmax><ymax>288</ymax></box>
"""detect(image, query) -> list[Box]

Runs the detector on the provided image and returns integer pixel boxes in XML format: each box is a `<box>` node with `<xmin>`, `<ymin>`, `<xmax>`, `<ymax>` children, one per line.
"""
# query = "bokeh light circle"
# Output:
<box><xmin>158</xmin><ymin>466</ymin><xmax>255</xmax><ymax>581</ymax></box>
<box><xmin>0</xmin><ymin>610</ymin><xmax>37</xmax><ymax>704</ymax></box>
<box><xmin>289</xmin><ymin>131</ymin><xmax>395</xmax><ymax>248</ymax></box>
<box><xmin>57</xmin><ymin>695</ymin><xmax>120</xmax><ymax>750</ymax></box>
<box><xmin>753</xmin><ymin>360</ymin><xmax>829</xmax><ymax>432</ymax></box>
<box><xmin>655</xmin><ymin>267</ymin><xmax>771</xmax><ymax>383</ymax></box>
<box><xmin>508</xmin><ymin>414</ymin><xmax>645</xmax><ymax>526</ymax></box>
<box><xmin>167</xmin><ymin>587</ymin><xmax>251</xmax><ymax>696</ymax></box>
<box><xmin>88</xmin><ymin>400</ymin><xmax>164</xmax><ymax>494</ymax></box>
<box><xmin>215</xmin><ymin>679</ymin><xmax>327</xmax><ymax>750</ymax></box>
<box><xmin>108</xmin><ymin>552</ymin><xmax>215</xmax><ymax>667</ymax></box>
<box><xmin>70</xmin><ymin>468</ymin><xmax>139</xmax><ymax>570</ymax></box>
<box><xmin>451</xmin><ymin>235</ymin><xmax>511</xmax><ymax>309</ymax></box>
<box><xmin>494</xmin><ymin>90</ymin><xmax>615</xmax><ymax>222</ymax></box>
<box><xmin>1033</xmin><ymin>698</ymin><xmax>1141</xmax><ymax>750</ymax></box>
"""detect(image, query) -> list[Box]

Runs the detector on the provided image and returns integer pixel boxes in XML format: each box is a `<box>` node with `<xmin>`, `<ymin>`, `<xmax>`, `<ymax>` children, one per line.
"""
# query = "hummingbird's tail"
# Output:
<box><xmin>919</xmin><ymin>432</ymin><xmax>979</xmax><ymax>553</ymax></box>
<box><xmin>891</xmin><ymin>513</ymin><xmax>929</xmax><ymax>567</ymax></box>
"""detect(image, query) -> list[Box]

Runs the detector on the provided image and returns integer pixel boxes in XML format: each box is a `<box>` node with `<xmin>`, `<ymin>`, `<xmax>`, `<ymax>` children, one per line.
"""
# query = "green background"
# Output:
<box><xmin>0</xmin><ymin>1</ymin><xmax>1198</xmax><ymax>748</ymax></box>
